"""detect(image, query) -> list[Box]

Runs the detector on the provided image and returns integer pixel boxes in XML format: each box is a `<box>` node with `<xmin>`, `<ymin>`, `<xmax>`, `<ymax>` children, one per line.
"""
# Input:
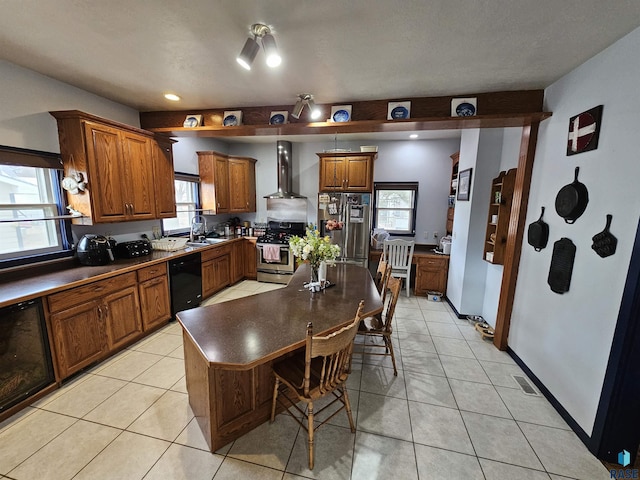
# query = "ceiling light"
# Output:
<box><xmin>409</xmin><ymin>134</ymin><xmax>418</xmax><ymax>139</ymax></box>
<box><xmin>236</xmin><ymin>23</ymin><xmax>281</xmax><ymax>70</ymax></box>
<box><xmin>290</xmin><ymin>94</ymin><xmax>321</xmax><ymax>120</ymax></box>
<box><xmin>164</xmin><ymin>93</ymin><xmax>181</xmax><ymax>101</ymax></box>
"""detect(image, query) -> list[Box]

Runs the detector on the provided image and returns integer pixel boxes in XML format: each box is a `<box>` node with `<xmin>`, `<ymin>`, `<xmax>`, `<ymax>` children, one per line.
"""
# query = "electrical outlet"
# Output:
<box><xmin>423</xmin><ymin>231</ymin><xmax>429</xmax><ymax>239</ymax></box>
<box><xmin>433</xmin><ymin>231</ymin><xmax>439</xmax><ymax>238</ymax></box>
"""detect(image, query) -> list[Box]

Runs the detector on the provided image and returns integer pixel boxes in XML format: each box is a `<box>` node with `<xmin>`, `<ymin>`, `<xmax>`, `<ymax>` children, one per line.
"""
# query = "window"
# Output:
<box><xmin>373</xmin><ymin>182</ymin><xmax>418</xmax><ymax>235</ymax></box>
<box><xmin>162</xmin><ymin>173</ymin><xmax>200</xmax><ymax>235</ymax></box>
<box><xmin>0</xmin><ymin>146</ymin><xmax>71</xmax><ymax>266</ymax></box>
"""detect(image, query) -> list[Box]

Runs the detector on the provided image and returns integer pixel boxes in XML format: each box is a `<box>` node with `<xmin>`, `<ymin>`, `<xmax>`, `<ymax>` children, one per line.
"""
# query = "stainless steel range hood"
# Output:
<box><xmin>265</xmin><ymin>141</ymin><xmax>306</xmax><ymax>199</ymax></box>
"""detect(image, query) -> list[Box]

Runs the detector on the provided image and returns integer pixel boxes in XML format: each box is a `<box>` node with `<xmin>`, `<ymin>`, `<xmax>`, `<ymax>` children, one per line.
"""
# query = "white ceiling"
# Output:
<box><xmin>1</xmin><ymin>1</ymin><xmax>639</xmax><ymax>119</ymax></box>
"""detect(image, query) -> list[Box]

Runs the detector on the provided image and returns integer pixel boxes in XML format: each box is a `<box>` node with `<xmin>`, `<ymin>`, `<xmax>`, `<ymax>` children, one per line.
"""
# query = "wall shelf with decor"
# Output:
<box><xmin>484</xmin><ymin>168</ymin><xmax>516</xmax><ymax>265</ymax></box>
<box><xmin>446</xmin><ymin>152</ymin><xmax>459</xmax><ymax>235</ymax></box>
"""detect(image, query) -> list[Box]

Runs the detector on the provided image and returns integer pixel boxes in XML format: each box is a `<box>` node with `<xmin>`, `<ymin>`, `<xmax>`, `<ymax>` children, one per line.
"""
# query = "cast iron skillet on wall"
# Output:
<box><xmin>555</xmin><ymin>166</ymin><xmax>589</xmax><ymax>224</ymax></box>
<box><xmin>527</xmin><ymin>206</ymin><xmax>549</xmax><ymax>251</ymax></box>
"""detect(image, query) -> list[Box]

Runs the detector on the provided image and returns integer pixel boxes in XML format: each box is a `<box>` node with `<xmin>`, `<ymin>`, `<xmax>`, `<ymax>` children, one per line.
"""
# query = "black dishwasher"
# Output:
<box><xmin>169</xmin><ymin>252</ymin><xmax>203</xmax><ymax>318</ymax></box>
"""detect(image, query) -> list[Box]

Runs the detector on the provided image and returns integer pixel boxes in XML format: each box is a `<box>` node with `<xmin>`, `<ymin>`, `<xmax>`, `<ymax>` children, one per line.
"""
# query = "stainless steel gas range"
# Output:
<box><xmin>256</xmin><ymin>221</ymin><xmax>305</xmax><ymax>284</ymax></box>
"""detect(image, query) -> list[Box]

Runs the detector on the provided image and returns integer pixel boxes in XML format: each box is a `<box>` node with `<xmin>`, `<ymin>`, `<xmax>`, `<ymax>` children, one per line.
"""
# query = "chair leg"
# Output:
<box><xmin>307</xmin><ymin>402</ymin><xmax>314</xmax><ymax>470</ymax></box>
<box><xmin>385</xmin><ymin>336</ymin><xmax>398</xmax><ymax>376</ymax></box>
<box><xmin>270</xmin><ymin>377</ymin><xmax>280</xmax><ymax>422</ymax></box>
<box><xmin>405</xmin><ymin>277</ymin><xmax>410</xmax><ymax>297</ymax></box>
<box><xmin>342</xmin><ymin>386</ymin><xmax>356</xmax><ymax>432</ymax></box>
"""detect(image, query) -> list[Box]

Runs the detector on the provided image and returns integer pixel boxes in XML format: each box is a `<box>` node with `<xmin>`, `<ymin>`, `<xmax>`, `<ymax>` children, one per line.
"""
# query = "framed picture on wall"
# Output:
<box><xmin>457</xmin><ymin>168</ymin><xmax>473</xmax><ymax>201</ymax></box>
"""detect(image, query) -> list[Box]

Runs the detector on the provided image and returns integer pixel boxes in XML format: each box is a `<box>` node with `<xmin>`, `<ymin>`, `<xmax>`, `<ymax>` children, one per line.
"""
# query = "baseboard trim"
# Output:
<box><xmin>444</xmin><ymin>298</ymin><xmax>468</xmax><ymax>319</ymax></box>
<box><xmin>507</xmin><ymin>348</ymin><xmax>592</xmax><ymax>448</ymax></box>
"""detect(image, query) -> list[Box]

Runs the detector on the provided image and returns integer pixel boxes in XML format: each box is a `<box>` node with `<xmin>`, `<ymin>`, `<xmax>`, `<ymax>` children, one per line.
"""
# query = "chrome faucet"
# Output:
<box><xmin>190</xmin><ymin>215</ymin><xmax>207</xmax><ymax>242</ymax></box>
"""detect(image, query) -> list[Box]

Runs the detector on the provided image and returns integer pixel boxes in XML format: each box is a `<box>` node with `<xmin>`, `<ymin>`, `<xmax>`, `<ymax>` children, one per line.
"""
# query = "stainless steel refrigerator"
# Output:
<box><xmin>318</xmin><ymin>192</ymin><xmax>371</xmax><ymax>267</ymax></box>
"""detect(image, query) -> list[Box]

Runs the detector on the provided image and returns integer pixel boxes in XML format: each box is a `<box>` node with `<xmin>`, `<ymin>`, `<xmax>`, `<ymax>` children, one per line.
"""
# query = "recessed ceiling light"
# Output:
<box><xmin>164</xmin><ymin>93</ymin><xmax>181</xmax><ymax>101</ymax></box>
<box><xmin>409</xmin><ymin>134</ymin><xmax>419</xmax><ymax>139</ymax></box>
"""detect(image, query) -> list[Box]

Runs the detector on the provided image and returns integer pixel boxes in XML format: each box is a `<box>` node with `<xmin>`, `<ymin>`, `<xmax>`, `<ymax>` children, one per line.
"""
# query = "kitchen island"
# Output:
<box><xmin>176</xmin><ymin>263</ymin><xmax>383</xmax><ymax>451</ymax></box>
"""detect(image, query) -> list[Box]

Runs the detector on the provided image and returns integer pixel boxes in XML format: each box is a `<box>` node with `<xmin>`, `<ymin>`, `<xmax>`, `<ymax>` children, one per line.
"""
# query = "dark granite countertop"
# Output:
<box><xmin>0</xmin><ymin>237</ymin><xmax>247</xmax><ymax>308</ymax></box>
<box><xmin>176</xmin><ymin>263</ymin><xmax>383</xmax><ymax>370</ymax></box>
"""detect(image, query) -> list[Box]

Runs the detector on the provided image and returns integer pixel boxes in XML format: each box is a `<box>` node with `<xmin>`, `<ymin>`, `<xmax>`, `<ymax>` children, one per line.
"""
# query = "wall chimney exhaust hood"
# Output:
<box><xmin>265</xmin><ymin>140</ymin><xmax>306</xmax><ymax>199</ymax></box>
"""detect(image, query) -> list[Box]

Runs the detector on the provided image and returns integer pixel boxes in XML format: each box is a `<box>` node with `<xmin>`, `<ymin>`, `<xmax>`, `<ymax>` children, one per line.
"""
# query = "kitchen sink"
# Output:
<box><xmin>204</xmin><ymin>238</ymin><xmax>228</xmax><ymax>244</ymax></box>
<box><xmin>186</xmin><ymin>238</ymin><xmax>229</xmax><ymax>248</ymax></box>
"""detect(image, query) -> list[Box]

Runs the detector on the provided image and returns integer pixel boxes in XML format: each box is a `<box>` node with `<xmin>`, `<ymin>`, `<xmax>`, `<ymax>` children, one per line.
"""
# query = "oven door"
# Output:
<box><xmin>256</xmin><ymin>244</ymin><xmax>294</xmax><ymax>273</ymax></box>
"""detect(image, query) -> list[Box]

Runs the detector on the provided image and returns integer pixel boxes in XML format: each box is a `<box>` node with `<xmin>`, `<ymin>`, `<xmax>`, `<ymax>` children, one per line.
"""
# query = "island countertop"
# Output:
<box><xmin>177</xmin><ymin>262</ymin><xmax>383</xmax><ymax>370</ymax></box>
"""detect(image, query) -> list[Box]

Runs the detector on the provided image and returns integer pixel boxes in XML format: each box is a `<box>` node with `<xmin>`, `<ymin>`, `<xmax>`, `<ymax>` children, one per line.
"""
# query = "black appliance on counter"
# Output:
<box><xmin>169</xmin><ymin>252</ymin><xmax>202</xmax><ymax>318</ymax></box>
<box><xmin>115</xmin><ymin>239</ymin><xmax>152</xmax><ymax>258</ymax></box>
<box><xmin>76</xmin><ymin>234</ymin><xmax>115</xmax><ymax>266</ymax></box>
<box><xmin>0</xmin><ymin>299</ymin><xmax>55</xmax><ymax>414</ymax></box>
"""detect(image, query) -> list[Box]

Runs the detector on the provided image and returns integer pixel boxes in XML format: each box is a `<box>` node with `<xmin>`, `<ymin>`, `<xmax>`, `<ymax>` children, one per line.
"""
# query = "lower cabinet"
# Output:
<box><xmin>46</xmin><ymin>272</ymin><xmax>143</xmax><ymax>380</ymax></box>
<box><xmin>137</xmin><ymin>263</ymin><xmax>171</xmax><ymax>331</ymax></box>
<box><xmin>231</xmin><ymin>241</ymin><xmax>244</xmax><ymax>284</ymax></box>
<box><xmin>202</xmin><ymin>245</ymin><xmax>231</xmax><ymax>298</ymax></box>
<box><xmin>415</xmin><ymin>256</ymin><xmax>450</xmax><ymax>296</ymax></box>
<box><xmin>244</xmin><ymin>238</ymin><xmax>257</xmax><ymax>280</ymax></box>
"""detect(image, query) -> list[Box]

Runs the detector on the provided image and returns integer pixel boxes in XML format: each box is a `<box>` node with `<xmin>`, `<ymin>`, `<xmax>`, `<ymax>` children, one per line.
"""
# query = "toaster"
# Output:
<box><xmin>115</xmin><ymin>240</ymin><xmax>152</xmax><ymax>258</ymax></box>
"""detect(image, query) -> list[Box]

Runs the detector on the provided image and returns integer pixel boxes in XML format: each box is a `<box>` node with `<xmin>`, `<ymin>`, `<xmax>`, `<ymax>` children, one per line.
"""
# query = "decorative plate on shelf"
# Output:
<box><xmin>451</xmin><ymin>98</ymin><xmax>477</xmax><ymax>117</ymax></box>
<box><xmin>330</xmin><ymin>105</ymin><xmax>352</xmax><ymax>123</ymax></box>
<box><xmin>223</xmin><ymin>110</ymin><xmax>242</xmax><ymax>127</ymax></box>
<box><xmin>183</xmin><ymin>114</ymin><xmax>202</xmax><ymax>128</ymax></box>
<box><xmin>269</xmin><ymin>110</ymin><xmax>288</xmax><ymax>125</ymax></box>
<box><xmin>456</xmin><ymin>103</ymin><xmax>476</xmax><ymax>116</ymax></box>
<box><xmin>390</xmin><ymin>106</ymin><xmax>409</xmax><ymax>119</ymax></box>
<box><xmin>332</xmin><ymin>109</ymin><xmax>350</xmax><ymax>122</ymax></box>
<box><xmin>387</xmin><ymin>101</ymin><xmax>411</xmax><ymax>120</ymax></box>
<box><xmin>223</xmin><ymin>115</ymin><xmax>238</xmax><ymax>126</ymax></box>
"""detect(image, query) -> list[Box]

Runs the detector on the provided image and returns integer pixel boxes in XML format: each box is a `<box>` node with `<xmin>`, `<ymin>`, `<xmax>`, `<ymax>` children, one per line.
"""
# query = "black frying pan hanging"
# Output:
<box><xmin>592</xmin><ymin>214</ymin><xmax>617</xmax><ymax>258</ymax></box>
<box><xmin>547</xmin><ymin>238</ymin><xmax>576</xmax><ymax>294</ymax></box>
<box><xmin>555</xmin><ymin>166</ymin><xmax>589</xmax><ymax>224</ymax></box>
<box><xmin>527</xmin><ymin>206</ymin><xmax>549</xmax><ymax>251</ymax></box>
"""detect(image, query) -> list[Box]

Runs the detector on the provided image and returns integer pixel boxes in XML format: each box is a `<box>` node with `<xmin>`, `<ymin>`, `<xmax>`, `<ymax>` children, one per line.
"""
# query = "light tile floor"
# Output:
<box><xmin>0</xmin><ymin>281</ymin><xmax>610</xmax><ymax>480</ymax></box>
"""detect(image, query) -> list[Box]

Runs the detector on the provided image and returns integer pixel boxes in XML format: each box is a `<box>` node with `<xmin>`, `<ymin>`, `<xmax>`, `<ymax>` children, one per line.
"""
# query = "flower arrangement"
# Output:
<box><xmin>289</xmin><ymin>226</ymin><xmax>341</xmax><ymax>271</ymax></box>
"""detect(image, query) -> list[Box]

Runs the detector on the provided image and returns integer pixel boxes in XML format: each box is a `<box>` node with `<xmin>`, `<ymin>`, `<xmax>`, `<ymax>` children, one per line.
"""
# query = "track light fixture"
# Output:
<box><xmin>291</xmin><ymin>94</ymin><xmax>322</xmax><ymax>120</ymax></box>
<box><xmin>236</xmin><ymin>23</ymin><xmax>281</xmax><ymax>70</ymax></box>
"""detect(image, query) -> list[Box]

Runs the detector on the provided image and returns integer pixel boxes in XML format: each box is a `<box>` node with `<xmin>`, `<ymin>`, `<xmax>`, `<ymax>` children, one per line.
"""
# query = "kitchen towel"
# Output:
<box><xmin>263</xmin><ymin>245</ymin><xmax>281</xmax><ymax>262</ymax></box>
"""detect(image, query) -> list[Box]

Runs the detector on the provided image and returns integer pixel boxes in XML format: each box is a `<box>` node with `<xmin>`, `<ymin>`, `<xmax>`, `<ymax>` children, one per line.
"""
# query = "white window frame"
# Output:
<box><xmin>373</xmin><ymin>182</ymin><xmax>419</xmax><ymax>236</ymax></box>
<box><xmin>0</xmin><ymin>165</ymin><xmax>68</xmax><ymax>262</ymax></box>
<box><xmin>162</xmin><ymin>173</ymin><xmax>200</xmax><ymax>235</ymax></box>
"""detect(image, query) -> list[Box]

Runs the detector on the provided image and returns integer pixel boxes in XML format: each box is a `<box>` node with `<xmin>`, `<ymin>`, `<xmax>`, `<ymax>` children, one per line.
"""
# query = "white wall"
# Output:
<box><xmin>509</xmin><ymin>26</ymin><xmax>640</xmax><ymax>435</ymax></box>
<box><xmin>172</xmin><ymin>137</ymin><xmax>229</xmax><ymax>175</ymax></box>
<box><xmin>0</xmin><ymin>60</ymin><xmax>139</xmax><ymax>152</ymax></box>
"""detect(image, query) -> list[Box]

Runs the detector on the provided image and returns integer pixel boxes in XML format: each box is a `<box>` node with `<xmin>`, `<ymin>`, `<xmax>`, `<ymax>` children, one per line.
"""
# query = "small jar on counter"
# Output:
<box><xmin>248</xmin><ymin>227</ymin><xmax>254</xmax><ymax>237</ymax></box>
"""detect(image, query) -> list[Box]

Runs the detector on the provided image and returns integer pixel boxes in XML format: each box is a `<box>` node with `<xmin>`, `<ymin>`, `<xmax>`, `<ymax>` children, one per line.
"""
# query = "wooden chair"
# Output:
<box><xmin>270</xmin><ymin>300</ymin><xmax>365</xmax><ymax>470</ymax></box>
<box><xmin>356</xmin><ymin>276</ymin><xmax>402</xmax><ymax>375</ymax></box>
<box><xmin>383</xmin><ymin>238</ymin><xmax>415</xmax><ymax>297</ymax></box>
<box><xmin>375</xmin><ymin>259</ymin><xmax>392</xmax><ymax>304</ymax></box>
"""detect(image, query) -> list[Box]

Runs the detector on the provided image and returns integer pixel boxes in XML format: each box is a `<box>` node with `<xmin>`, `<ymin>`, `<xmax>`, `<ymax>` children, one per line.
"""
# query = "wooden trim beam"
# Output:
<box><xmin>494</xmin><ymin>123</ymin><xmax>540</xmax><ymax>350</ymax></box>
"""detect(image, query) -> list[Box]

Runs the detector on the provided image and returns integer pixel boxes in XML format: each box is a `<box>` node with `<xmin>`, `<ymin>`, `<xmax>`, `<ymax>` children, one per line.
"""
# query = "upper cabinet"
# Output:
<box><xmin>152</xmin><ymin>137</ymin><xmax>177</xmax><ymax>218</ymax></box>
<box><xmin>198</xmin><ymin>151</ymin><xmax>256</xmax><ymax>214</ymax></box>
<box><xmin>50</xmin><ymin>111</ymin><xmax>176</xmax><ymax>224</ymax></box>
<box><xmin>317</xmin><ymin>152</ymin><xmax>376</xmax><ymax>192</ymax></box>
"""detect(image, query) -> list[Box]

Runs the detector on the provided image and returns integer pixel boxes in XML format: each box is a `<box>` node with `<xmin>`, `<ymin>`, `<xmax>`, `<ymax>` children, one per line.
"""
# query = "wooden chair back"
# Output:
<box><xmin>382</xmin><ymin>276</ymin><xmax>402</xmax><ymax>333</ymax></box>
<box><xmin>383</xmin><ymin>239</ymin><xmax>415</xmax><ymax>271</ymax></box>
<box><xmin>304</xmin><ymin>300</ymin><xmax>365</xmax><ymax>396</ymax></box>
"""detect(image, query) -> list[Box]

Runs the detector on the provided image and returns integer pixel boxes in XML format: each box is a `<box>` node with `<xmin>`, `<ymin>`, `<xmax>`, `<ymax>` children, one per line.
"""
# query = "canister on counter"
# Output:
<box><xmin>248</xmin><ymin>227</ymin><xmax>254</xmax><ymax>236</ymax></box>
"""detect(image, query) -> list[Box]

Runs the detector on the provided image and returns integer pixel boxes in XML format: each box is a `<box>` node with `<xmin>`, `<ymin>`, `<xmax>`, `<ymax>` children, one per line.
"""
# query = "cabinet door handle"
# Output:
<box><xmin>97</xmin><ymin>306</ymin><xmax>103</xmax><ymax>320</ymax></box>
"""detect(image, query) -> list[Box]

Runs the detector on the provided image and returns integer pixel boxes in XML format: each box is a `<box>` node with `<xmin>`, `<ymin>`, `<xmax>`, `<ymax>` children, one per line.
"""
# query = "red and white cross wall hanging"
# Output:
<box><xmin>567</xmin><ymin>105</ymin><xmax>603</xmax><ymax>156</ymax></box>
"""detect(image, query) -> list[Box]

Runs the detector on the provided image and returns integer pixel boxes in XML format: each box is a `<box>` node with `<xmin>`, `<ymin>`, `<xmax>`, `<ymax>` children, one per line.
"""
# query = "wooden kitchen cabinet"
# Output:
<box><xmin>244</xmin><ymin>238</ymin><xmax>257</xmax><ymax>280</ymax></box>
<box><xmin>49</xmin><ymin>301</ymin><xmax>105</xmax><ymax>380</ymax></box>
<box><xmin>229</xmin><ymin>157</ymin><xmax>257</xmax><ymax>213</ymax></box>
<box><xmin>415</xmin><ymin>255</ymin><xmax>450</xmax><ymax>296</ymax></box>
<box><xmin>102</xmin><ymin>285</ymin><xmax>143</xmax><ymax>351</ymax></box>
<box><xmin>199</xmin><ymin>151</ymin><xmax>256</xmax><ymax>214</ymax></box>
<box><xmin>317</xmin><ymin>152</ymin><xmax>376</xmax><ymax>192</ymax></box>
<box><xmin>153</xmin><ymin>137</ymin><xmax>177</xmax><ymax>218</ymax></box>
<box><xmin>484</xmin><ymin>169</ymin><xmax>516</xmax><ymax>265</ymax></box>
<box><xmin>51</xmin><ymin>111</ymin><xmax>174</xmax><ymax>224</ymax></box>
<box><xmin>231</xmin><ymin>240</ymin><xmax>244</xmax><ymax>284</ymax></box>
<box><xmin>202</xmin><ymin>245</ymin><xmax>232</xmax><ymax>298</ymax></box>
<box><xmin>46</xmin><ymin>272</ymin><xmax>143</xmax><ymax>379</ymax></box>
<box><xmin>137</xmin><ymin>263</ymin><xmax>171</xmax><ymax>331</ymax></box>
